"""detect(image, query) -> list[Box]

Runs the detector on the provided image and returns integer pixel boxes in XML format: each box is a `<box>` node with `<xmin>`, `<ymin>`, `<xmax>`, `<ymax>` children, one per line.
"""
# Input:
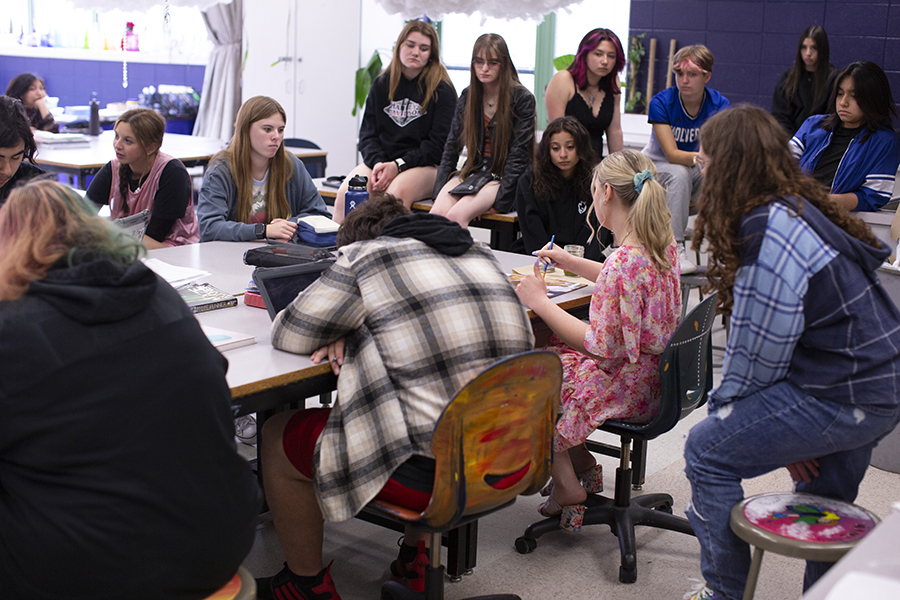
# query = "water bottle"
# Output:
<box><xmin>89</xmin><ymin>92</ymin><xmax>101</xmax><ymax>136</ymax></box>
<box><xmin>344</xmin><ymin>175</ymin><xmax>369</xmax><ymax>216</ymax></box>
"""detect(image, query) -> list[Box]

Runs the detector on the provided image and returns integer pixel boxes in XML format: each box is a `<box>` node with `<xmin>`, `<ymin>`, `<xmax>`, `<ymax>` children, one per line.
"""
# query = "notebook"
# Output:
<box><xmin>113</xmin><ymin>208</ymin><xmax>151</xmax><ymax>241</ymax></box>
<box><xmin>252</xmin><ymin>261</ymin><xmax>333</xmax><ymax>320</ymax></box>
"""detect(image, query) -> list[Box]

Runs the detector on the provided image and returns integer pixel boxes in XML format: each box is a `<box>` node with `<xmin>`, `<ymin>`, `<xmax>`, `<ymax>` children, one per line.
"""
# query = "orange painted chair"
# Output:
<box><xmin>370</xmin><ymin>350</ymin><xmax>562</xmax><ymax>600</ymax></box>
<box><xmin>202</xmin><ymin>565</ymin><xmax>255</xmax><ymax>600</ymax></box>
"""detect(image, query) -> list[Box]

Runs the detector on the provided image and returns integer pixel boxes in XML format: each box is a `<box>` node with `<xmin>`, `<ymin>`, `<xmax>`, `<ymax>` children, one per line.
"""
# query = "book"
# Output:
<box><xmin>200</xmin><ymin>325</ymin><xmax>256</xmax><ymax>352</ymax></box>
<box><xmin>296</xmin><ymin>214</ymin><xmax>339</xmax><ymax>233</ymax></box>
<box><xmin>177</xmin><ymin>282</ymin><xmax>238</xmax><ymax>313</ymax></box>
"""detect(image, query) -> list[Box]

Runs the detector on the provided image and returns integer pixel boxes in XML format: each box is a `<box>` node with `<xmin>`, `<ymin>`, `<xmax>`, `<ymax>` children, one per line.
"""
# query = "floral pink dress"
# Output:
<box><xmin>550</xmin><ymin>242</ymin><xmax>682</xmax><ymax>450</ymax></box>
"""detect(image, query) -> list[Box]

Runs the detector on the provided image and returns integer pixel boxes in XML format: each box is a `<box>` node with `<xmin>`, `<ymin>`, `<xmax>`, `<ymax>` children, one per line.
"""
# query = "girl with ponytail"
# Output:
<box><xmin>515</xmin><ymin>149</ymin><xmax>682</xmax><ymax>531</ymax></box>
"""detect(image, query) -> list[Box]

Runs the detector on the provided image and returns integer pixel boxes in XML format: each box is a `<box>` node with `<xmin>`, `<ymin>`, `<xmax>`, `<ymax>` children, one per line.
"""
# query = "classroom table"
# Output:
<box><xmin>310</xmin><ymin>178</ymin><xmax>521</xmax><ymax>252</ymax></box>
<box><xmin>146</xmin><ymin>241</ymin><xmax>592</xmax><ymax>577</ymax></box>
<box><xmin>35</xmin><ymin>131</ymin><xmax>328</xmax><ymax>189</ymax></box>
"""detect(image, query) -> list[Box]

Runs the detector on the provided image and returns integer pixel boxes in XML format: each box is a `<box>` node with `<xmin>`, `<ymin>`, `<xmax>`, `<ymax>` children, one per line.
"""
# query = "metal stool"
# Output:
<box><xmin>730</xmin><ymin>492</ymin><xmax>879</xmax><ymax>600</ymax></box>
<box><xmin>203</xmin><ymin>565</ymin><xmax>256</xmax><ymax>600</ymax></box>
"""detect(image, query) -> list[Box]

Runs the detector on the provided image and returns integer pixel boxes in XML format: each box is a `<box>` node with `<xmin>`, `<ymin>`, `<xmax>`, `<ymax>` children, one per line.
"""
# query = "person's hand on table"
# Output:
<box><xmin>515</xmin><ymin>261</ymin><xmax>550</xmax><ymax>309</ymax></box>
<box><xmin>371</xmin><ymin>161</ymin><xmax>398</xmax><ymax>192</ymax></box>
<box><xmin>310</xmin><ymin>338</ymin><xmax>346</xmax><ymax>375</ymax></box>
<box><xmin>786</xmin><ymin>458</ymin><xmax>820</xmax><ymax>484</ymax></box>
<box><xmin>266</xmin><ymin>218</ymin><xmax>298</xmax><ymax>242</ymax></box>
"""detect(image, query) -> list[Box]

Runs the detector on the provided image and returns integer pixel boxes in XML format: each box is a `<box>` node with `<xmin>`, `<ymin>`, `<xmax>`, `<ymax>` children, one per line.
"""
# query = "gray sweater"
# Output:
<box><xmin>197</xmin><ymin>153</ymin><xmax>330</xmax><ymax>241</ymax></box>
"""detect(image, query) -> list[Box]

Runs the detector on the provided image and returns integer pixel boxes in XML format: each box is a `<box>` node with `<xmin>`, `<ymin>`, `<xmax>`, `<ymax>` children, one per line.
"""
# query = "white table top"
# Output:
<box><xmin>35</xmin><ymin>131</ymin><xmax>327</xmax><ymax>171</ymax></box>
<box><xmin>146</xmin><ymin>243</ymin><xmax>594</xmax><ymax>397</ymax></box>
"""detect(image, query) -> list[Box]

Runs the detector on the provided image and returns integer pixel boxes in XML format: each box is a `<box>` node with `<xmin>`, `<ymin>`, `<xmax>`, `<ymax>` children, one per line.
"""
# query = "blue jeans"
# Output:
<box><xmin>684</xmin><ymin>380</ymin><xmax>900</xmax><ymax>600</ymax></box>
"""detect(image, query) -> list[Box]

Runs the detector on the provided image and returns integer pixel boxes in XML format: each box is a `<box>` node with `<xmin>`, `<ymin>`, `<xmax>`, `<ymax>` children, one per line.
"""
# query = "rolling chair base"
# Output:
<box><xmin>515</xmin><ymin>467</ymin><xmax>695</xmax><ymax>583</ymax></box>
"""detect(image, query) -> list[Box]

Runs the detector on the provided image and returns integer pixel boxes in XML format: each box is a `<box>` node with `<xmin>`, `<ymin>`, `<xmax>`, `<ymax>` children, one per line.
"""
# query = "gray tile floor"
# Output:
<box><xmin>241</xmin><ymin>256</ymin><xmax>900</xmax><ymax>600</ymax></box>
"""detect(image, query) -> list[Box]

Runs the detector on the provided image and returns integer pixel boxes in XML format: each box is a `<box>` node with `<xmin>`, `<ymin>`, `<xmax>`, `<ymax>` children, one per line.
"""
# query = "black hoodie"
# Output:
<box><xmin>0</xmin><ymin>256</ymin><xmax>262</xmax><ymax>600</ymax></box>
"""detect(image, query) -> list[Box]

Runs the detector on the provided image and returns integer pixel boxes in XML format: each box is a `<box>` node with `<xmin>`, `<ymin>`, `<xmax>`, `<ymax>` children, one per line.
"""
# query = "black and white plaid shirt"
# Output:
<box><xmin>272</xmin><ymin>237</ymin><xmax>535</xmax><ymax>521</ymax></box>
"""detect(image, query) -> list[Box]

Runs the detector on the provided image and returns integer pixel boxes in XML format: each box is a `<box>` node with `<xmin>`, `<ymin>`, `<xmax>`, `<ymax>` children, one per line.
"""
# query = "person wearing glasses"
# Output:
<box><xmin>431</xmin><ymin>33</ymin><xmax>536</xmax><ymax>227</ymax></box>
<box><xmin>641</xmin><ymin>45</ymin><xmax>730</xmax><ymax>274</ymax></box>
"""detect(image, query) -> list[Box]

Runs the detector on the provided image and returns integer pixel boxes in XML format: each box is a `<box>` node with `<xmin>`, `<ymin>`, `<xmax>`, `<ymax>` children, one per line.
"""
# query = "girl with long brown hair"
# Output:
<box><xmin>683</xmin><ymin>105</ymin><xmax>900</xmax><ymax>600</ymax></box>
<box><xmin>86</xmin><ymin>108</ymin><xmax>198</xmax><ymax>248</ymax></box>
<box><xmin>771</xmin><ymin>25</ymin><xmax>837</xmax><ymax>136</ymax></box>
<box><xmin>430</xmin><ymin>33</ymin><xmax>536</xmax><ymax>227</ymax></box>
<box><xmin>197</xmin><ymin>96</ymin><xmax>330</xmax><ymax>241</ymax></box>
<box><xmin>333</xmin><ymin>20</ymin><xmax>456</xmax><ymax>223</ymax></box>
<box><xmin>516</xmin><ymin>150</ymin><xmax>681</xmax><ymax>531</ymax></box>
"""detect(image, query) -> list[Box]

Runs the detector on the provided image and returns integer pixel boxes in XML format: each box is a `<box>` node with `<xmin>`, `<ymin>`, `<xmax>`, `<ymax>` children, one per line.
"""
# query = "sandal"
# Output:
<box><xmin>540</xmin><ymin>464</ymin><xmax>603</xmax><ymax>496</ymax></box>
<box><xmin>538</xmin><ymin>496</ymin><xmax>585</xmax><ymax>532</ymax></box>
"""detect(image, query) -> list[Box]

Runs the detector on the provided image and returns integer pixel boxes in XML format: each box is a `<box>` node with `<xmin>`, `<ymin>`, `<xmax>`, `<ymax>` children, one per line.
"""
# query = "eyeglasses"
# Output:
<box><xmin>472</xmin><ymin>58</ymin><xmax>501</xmax><ymax>69</ymax></box>
<box><xmin>674</xmin><ymin>68</ymin><xmax>708</xmax><ymax>80</ymax></box>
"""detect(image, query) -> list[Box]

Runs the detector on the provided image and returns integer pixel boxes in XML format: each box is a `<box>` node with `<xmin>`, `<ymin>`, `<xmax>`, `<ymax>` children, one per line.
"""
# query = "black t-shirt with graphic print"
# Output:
<box><xmin>357</xmin><ymin>70</ymin><xmax>457</xmax><ymax>171</ymax></box>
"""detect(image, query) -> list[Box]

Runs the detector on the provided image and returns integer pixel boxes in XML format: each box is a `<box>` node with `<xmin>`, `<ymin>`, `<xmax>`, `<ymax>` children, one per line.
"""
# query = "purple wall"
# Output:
<box><xmin>629</xmin><ymin>0</ymin><xmax>900</xmax><ymax>118</ymax></box>
<box><xmin>1</xmin><ymin>54</ymin><xmax>205</xmax><ymax>108</ymax></box>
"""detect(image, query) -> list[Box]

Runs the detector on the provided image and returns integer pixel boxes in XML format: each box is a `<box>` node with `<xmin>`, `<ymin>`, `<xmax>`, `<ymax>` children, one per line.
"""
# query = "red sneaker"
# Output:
<box><xmin>256</xmin><ymin>560</ymin><xmax>342</xmax><ymax>600</ymax></box>
<box><xmin>389</xmin><ymin>540</ymin><xmax>429</xmax><ymax>593</ymax></box>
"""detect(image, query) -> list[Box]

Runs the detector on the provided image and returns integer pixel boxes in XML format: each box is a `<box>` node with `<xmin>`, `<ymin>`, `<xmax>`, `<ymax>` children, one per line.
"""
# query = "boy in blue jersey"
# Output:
<box><xmin>642</xmin><ymin>45</ymin><xmax>730</xmax><ymax>274</ymax></box>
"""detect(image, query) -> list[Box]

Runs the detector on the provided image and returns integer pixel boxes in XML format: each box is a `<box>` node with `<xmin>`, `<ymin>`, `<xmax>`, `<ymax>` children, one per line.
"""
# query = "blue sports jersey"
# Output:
<box><xmin>642</xmin><ymin>87</ymin><xmax>730</xmax><ymax>161</ymax></box>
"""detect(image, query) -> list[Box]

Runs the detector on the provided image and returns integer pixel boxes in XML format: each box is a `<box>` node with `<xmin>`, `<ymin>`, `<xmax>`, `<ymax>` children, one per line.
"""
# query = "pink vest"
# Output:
<box><xmin>109</xmin><ymin>152</ymin><xmax>199</xmax><ymax>246</ymax></box>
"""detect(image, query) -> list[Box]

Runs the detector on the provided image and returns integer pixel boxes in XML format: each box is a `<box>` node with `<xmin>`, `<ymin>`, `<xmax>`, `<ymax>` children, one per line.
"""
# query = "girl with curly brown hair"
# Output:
<box><xmin>682</xmin><ymin>104</ymin><xmax>900</xmax><ymax>600</ymax></box>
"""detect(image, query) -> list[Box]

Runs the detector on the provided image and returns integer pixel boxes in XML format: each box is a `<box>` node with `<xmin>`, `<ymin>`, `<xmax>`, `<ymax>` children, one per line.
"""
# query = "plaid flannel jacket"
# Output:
<box><xmin>271</xmin><ymin>238</ymin><xmax>535</xmax><ymax>521</ymax></box>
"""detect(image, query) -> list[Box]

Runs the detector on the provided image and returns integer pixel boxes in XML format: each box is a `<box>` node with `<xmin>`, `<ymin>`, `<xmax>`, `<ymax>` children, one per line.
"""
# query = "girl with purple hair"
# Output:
<box><xmin>545</xmin><ymin>28</ymin><xmax>625</xmax><ymax>160</ymax></box>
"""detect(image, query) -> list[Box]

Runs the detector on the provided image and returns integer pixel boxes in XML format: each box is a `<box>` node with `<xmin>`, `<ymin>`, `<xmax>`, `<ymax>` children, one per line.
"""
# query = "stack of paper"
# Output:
<box><xmin>142</xmin><ymin>258</ymin><xmax>210</xmax><ymax>288</ymax></box>
<box><xmin>33</xmin><ymin>131</ymin><xmax>90</xmax><ymax>145</ymax></box>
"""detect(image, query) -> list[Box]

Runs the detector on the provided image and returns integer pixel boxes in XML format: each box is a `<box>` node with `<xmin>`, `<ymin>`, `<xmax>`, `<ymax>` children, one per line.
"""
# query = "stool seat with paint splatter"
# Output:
<box><xmin>741</xmin><ymin>492</ymin><xmax>877</xmax><ymax>543</ymax></box>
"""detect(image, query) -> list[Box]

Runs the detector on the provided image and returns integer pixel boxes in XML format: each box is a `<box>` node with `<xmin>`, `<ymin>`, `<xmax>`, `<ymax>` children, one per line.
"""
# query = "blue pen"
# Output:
<box><xmin>542</xmin><ymin>235</ymin><xmax>555</xmax><ymax>279</ymax></box>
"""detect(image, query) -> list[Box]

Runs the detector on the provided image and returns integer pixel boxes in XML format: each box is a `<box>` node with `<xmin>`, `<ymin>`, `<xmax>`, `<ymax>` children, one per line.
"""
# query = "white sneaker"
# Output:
<box><xmin>678</xmin><ymin>242</ymin><xmax>697</xmax><ymax>275</ymax></box>
<box><xmin>234</xmin><ymin>414</ymin><xmax>257</xmax><ymax>446</ymax></box>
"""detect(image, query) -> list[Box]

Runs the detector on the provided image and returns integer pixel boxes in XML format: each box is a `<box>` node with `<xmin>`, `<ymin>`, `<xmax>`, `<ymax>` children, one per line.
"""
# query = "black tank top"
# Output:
<box><xmin>565</xmin><ymin>81</ymin><xmax>615</xmax><ymax>159</ymax></box>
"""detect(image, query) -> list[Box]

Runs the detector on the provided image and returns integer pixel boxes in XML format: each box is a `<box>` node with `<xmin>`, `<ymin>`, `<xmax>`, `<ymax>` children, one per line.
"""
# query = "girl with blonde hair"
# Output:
<box><xmin>197</xmin><ymin>96</ymin><xmax>330</xmax><ymax>241</ymax></box>
<box><xmin>431</xmin><ymin>33</ymin><xmax>536</xmax><ymax>226</ymax></box>
<box><xmin>333</xmin><ymin>20</ymin><xmax>457</xmax><ymax>222</ymax></box>
<box><xmin>86</xmin><ymin>108</ymin><xmax>198</xmax><ymax>248</ymax></box>
<box><xmin>516</xmin><ymin>149</ymin><xmax>682</xmax><ymax>531</ymax></box>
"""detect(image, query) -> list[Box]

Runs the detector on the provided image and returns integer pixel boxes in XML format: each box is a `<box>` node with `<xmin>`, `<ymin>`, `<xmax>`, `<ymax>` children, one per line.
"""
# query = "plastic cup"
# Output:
<box><xmin>563</xmin><ymin>244</ymin><xmax>584</xmax><ymax>277</ymax></box>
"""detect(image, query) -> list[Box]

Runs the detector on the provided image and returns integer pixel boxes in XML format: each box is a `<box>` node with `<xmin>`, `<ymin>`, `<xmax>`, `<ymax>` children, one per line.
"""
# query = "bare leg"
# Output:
<box><xmin>385</xmin><ymin>166</ymin><xmax>438</xmax><ymax>208</ymax></box>
<box><xmin>549</xmin><ymin>442</ymin><xmax>588</xmax><ymax>506</ymax></box>
<box><xmin>568</xmin><ymin>443</ymin><xmax>597</xmax><ymax>474</ymax></box>
<box><xmin>260</xmin><ymin>411</ymin><xmax>324</xmax><ymax>576</ymax></box>
<box><xmin>443</xmin><ymin>182</ymin><xmax>500</xmax><ymax>228</ymax></box>
<box><xmin>430</xmin><ymin>177</ymin><xmax>464</xmax><ymax>217</ymax></box>
<box><xmin>332</xmin><ymin>163</ymin><xmax>374</xmax><ymax>223</ymax></box>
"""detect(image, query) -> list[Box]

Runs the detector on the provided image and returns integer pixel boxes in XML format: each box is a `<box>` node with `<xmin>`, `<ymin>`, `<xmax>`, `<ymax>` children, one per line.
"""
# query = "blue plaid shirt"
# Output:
<box><xmin>712</xmin><ymin>197</ymin><xmax>900</xmax><ymax>410</ymax></box>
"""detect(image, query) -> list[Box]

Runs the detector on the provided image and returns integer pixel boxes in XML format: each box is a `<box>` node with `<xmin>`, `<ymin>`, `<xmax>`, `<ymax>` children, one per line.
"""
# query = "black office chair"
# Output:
<box><xmin>284</xmin><ymin>138</ymin><xmax>326</xmax><ymax>179</ymax></box>
<box><xmin>515</xmin><ymin>293</ymin><xmax>718</xmax><ymax>584</ymax></box>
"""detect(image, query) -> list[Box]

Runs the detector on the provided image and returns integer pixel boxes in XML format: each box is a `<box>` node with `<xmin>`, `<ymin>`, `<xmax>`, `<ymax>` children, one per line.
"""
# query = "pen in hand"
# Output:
<box><xmin>541</xmin><ymin>235</ymin><xmax>555</xmax><ymax>280</ymax></box>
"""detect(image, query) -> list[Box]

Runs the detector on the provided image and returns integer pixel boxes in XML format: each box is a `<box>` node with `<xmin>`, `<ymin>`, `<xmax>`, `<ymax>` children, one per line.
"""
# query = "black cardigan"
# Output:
<box><xmin>434</xmin><ymin>85</ymin><xmax>536</xmax><ymax>213</ymax></box>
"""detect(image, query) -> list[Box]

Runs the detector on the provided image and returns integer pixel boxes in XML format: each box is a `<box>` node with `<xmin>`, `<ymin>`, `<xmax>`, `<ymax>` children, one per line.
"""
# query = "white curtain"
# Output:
<box><xmin>67</xmin><ymin>0</ymin><xmax>229</xmax><ymax>9</ymax></box>
<box><xmin>192</xmin><ymin>0</ymin><xmax>242</xmax><ymax>139</ymax></box>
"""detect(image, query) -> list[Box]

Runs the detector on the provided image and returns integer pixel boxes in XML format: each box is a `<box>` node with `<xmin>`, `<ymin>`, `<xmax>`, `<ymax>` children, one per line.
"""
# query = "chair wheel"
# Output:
<box><xmin>515</xmin><ymin>537</ymin><xmax>536</xmax><ymax>554</ymax></box>
<box><xmin>654</xmin><ymin>502</ymin><xmax>673</xmax><ymax>514</ymax></box>
<box><xmin>619</xmin><ymin>565</ymin><xmax>637</xmax><ymax>583</ymax></box>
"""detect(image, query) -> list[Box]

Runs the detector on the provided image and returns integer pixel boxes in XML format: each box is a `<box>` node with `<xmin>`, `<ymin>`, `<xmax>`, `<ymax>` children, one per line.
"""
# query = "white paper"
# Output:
<box><xmin>142</xmin><ymin>258</ymin><xmax>210</xmax><ymax>288</ymax></box>
<box><xmin>824</xmin><ymin>571</ymin><xmax>900</xmax><ymax>600</ymax></box>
